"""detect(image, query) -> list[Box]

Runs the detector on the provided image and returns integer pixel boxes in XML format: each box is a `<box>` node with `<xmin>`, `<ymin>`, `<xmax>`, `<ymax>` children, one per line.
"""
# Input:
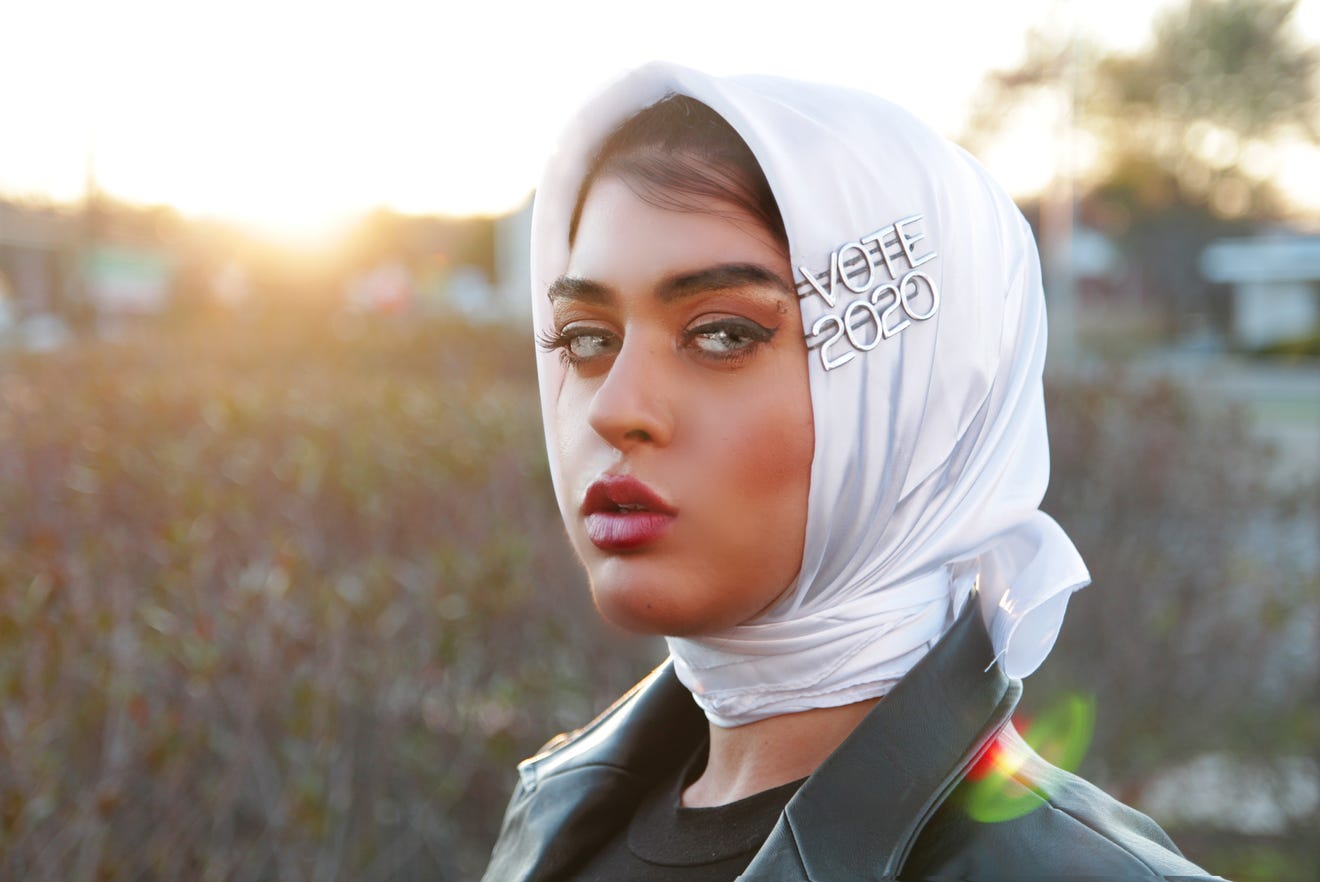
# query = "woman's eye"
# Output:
<box><xmin>537</xmin><ymin>326</ymin><xmax>620</xmax><ymax>365</ymax></box>
<box><xmin>687</xmin><ymin>319</ymin><xmax>776</xmax><ymax>356</ymax></box>
<box><xmin>566</xmin><ymin>331</ymin><xmax>617</xmax><ymax>359</ymax></box>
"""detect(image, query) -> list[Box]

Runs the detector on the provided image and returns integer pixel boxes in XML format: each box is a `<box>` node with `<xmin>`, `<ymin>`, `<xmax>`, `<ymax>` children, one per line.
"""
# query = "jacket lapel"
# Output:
<box><xmin>484</xmin><ymin>662</ymin><xmax>706</xmax><ymax>882</ymax></box>
<box><xmin>742</xmin><ymin>595</ymin><xmax>1021</xmax><ymax>880</ymax></box>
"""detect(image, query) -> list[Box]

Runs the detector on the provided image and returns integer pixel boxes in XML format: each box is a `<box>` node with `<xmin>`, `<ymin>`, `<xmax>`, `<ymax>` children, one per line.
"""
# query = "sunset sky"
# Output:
<box><xmin>4</xmin><ymin>0</ymin><xmax>1318</xmax><ymax>243</ymax></box>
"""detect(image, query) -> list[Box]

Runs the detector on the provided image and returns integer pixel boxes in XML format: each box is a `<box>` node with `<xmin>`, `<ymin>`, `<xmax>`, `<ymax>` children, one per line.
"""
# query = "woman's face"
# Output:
<box><xmin>547</xmin><ymin>175</ymin><xmax>814</xmax><ymax>636</ymax></box>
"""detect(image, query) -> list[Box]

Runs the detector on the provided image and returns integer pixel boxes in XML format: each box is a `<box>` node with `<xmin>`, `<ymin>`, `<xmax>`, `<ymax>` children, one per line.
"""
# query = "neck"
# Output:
<box><xmin>680</xmin><ymin>698</ymin><xmax>880</xmax><ymax>808</ymax></box>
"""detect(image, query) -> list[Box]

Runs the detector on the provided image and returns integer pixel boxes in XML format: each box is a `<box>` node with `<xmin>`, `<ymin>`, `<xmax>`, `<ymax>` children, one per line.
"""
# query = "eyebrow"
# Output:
<box><xmin>547</xmin><ymin>262</ymin><xmax>794</xmax><ymax>306</ymax></box>
<box><xmin>546</xmin><ymin>275</ymin><xmax>611</xmax><ymax>305</ymax></box>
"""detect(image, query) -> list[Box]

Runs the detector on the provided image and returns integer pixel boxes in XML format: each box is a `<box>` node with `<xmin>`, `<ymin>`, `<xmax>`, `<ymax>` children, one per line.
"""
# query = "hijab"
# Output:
<box><xmin>530</xmin><ymin>62</ymin><xmax>1091</xmax><ymax>728</ymax></box>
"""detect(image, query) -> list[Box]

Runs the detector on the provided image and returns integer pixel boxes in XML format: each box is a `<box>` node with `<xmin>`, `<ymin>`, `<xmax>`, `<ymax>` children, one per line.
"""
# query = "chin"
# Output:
<box><xmin>589</xmin><ymin>577</ymin><xmax>719</xmax><ymax>637</ymax></box>
<box><xmin>591</xmin><ymin>584</ymin><xmax>685</xmax><ymax>635</ymax></box>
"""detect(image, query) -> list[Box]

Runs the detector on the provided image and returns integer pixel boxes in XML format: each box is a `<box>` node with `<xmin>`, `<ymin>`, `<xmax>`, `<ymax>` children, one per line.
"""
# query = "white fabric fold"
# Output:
<box><xmin>668</xmin><ymin>564</ymin><xmax>977</xmax><ymax>727</ymax></box>
<box><xmin>530</xmin><ymin>62</ymin><xmax>1092</xmax><ymax>727</ymax></box>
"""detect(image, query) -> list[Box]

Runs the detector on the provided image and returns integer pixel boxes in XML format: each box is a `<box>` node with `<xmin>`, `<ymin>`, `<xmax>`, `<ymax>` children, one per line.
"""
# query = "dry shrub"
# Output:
<box><xmin>0</xmin><ymin>314</ymin><xmax>652</xmax><ymax>881</ymax></box>
<box><xmin>1035</xmin><ymin>370</ymin><xmax>1318</xmax><ymax>879</ymax></box>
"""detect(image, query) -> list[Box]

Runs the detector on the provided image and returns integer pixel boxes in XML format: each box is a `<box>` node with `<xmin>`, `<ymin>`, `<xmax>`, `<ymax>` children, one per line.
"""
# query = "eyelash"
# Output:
<box><xmin>536</xmin><ymin>319</ymin><xmax>779</xmax><ymax>368</ymax></box>
<box><xmin>535</xmin><ymin>327</ymin><xmax>616</xmax><ymax>365</ymax></box>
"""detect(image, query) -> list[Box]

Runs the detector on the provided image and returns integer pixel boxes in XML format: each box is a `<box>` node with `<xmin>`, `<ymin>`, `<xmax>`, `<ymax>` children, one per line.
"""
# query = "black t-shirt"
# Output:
<box><xmin>567</xmin><ymin>742</ymin><xmax>804</xmax><ymax>881</ymax></box>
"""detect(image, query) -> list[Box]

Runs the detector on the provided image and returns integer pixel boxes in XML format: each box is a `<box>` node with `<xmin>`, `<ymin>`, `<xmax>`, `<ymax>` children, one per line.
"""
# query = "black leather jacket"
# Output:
<box><xmin>483</xmin><ymin>599</ymin><xmax>1225</xmax><ymax>881</ymax></box>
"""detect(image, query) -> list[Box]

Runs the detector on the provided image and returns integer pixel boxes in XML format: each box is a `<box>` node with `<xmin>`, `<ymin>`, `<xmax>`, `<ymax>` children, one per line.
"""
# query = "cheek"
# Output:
<box><xmin>752</xmin><ymin>409</ymin><xmax>813</xmax><ymax>484</ymax></box>
<box><xmin>553</xmin><ymin>380</ymin><xmax>593</xmax><ymax>465</ymax></box>
<box><xmin>690</xmin><ymin>405</ymin><xmax>812</xmax><ymax>626</ymax></box>
<box><xmin>743</xmin><ymin>368</ymin><xmax>814</xmax><ymax>555</ymax></box>
<box><xmin>719</xmin><ymin>424</ymin><xmax>806</xmax><ymax>500</ymax></box>
<box><xmin>702</xmin><ymin>384</ymin><xmax>814</xmax><ymax>544</ymax></box>
<box><xmin>552</xmin><ymin>396</ymin><xmax>593</xmax><ymax>532</ymax></box>
<box><xmin>730</xmin><ymin>362</ymin><xmax>814</xmax><ymax>490</ymax></box>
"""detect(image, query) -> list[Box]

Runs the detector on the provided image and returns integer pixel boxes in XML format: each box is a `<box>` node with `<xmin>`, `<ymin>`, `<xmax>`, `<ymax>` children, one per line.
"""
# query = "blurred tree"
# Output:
<box><xmin>967</xmin><ymin>0</ymin><xmax>1319</xmax><ymax>336</ymax></box>
<box><xmin>968</xmin><ymin>15</ymin><xmax>1320</xmax><ymax>869</ymax></box>
<box><xmin>969</xmin><ymin>0</ymin><xmax>1317</xmax><ymax>200</ymax></box>
<box><xmin>1095</xmin><ymin>0</ymin><xmax>1317</xmax><ymax>155</ymax></box>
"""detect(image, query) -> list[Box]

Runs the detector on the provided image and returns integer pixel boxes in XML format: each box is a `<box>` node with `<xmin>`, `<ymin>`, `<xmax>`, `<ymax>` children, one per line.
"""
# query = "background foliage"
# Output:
<box><xmin>1038</xmin><ymin>374</ymin><xmax>1318</xmax><ymax>880</ymax></box>
<box><xmin>0</xmin><ymin>314</ymin><xmax>653</xmax><ymax>881</ymax></box>
<box><xmin>1</xmin><ymin>314</ymin><xmax>1315</xmax><ymax>881</ymax></box>
<box><xmin>966</xmin><ymin>0</ymin><xmax>1318</xmax><ymax>342</ymax></box>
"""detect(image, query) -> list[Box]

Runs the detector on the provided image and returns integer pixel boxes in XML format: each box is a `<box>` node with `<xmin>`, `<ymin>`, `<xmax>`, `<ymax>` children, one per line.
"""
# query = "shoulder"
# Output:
<box><xmin>515</xmin><ymin>660</ymin><xmax>702</xmax><ymax>789</ymax></box>
<box><xmin>481</xmin><ymin>663</ymin><xmax>707</xmax><ymax>882</ymax></box>
<box><xmin>905</xmin><ymin>726</ymin><xmax>1228</xmax><ymax>881</ymax></box>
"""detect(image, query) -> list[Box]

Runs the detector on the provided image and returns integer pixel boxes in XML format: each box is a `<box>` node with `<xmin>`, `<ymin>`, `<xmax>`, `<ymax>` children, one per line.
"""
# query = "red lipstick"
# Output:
<box><xmin>581</xmin><ymin>475</ymin><xmax>677</xmax><ymax>551</ymax></box>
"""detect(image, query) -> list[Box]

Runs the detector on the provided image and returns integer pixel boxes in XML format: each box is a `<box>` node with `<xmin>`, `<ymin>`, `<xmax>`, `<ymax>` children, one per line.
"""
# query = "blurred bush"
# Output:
<box><xmin>1037</xmin><ymin>372</ymin><xmax>1319</xmax><ymax>880</ymax></box>
<box><xmin>1</xmin><ymin>315</ymin><xmax>1313</xmax><ymax>880</ymax></box>
<box><xmin>0</xmin><ymin>314</ymin><xmax>653</xmax><ymax>881</ymax></box>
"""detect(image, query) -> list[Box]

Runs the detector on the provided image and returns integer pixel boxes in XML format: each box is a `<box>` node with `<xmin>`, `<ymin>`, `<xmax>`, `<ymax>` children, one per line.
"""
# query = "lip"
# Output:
<box><xmin>581</xmin><ymin>475</ymin><xmax>677</xmax><ymax>551</ymax></box>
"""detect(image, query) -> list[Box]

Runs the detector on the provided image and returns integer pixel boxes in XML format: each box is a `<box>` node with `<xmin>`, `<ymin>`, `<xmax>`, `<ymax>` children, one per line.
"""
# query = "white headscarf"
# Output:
<box><xmin>530</xmin><ymin>62</ymin><xmax>1091</xmax><ymax>728</ymax></box>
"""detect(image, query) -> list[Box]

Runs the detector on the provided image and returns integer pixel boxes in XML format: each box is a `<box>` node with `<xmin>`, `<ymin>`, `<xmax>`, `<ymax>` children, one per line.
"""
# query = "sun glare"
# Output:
<box><xmin>3</xmin><ymin>0</ymin><xmax>1317</xmax><ymax>233</ymax></box>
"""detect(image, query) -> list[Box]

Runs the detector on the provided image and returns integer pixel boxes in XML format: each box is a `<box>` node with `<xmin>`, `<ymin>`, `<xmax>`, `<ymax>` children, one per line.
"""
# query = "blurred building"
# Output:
<box><xmin>80</xmin><ymin>244</ymin><xmax>175</xmax><ymax>315</ymax></box>
<box><xmin>493</xmin><ymin>196</ymin><xmax>533</xmax><ymax>319</ymax></box>
<box><xmin>335</xmin><ymin>208</ymin><xmax>530</xmax><ymax>321</ymax></box>
<box><xmin>1200</xmin><ymin>234</ymin><xmax>1320</xmax><ymax>350</ymax></box>
<box><xmin>0</xmin><ymin>200</ymin><xmax>77</xmax><ymax>317</ymax></box>
<box><xmin>1</xmin><ymin>199</ymin><xmax>177</xmax><ymax>348</ymax></box>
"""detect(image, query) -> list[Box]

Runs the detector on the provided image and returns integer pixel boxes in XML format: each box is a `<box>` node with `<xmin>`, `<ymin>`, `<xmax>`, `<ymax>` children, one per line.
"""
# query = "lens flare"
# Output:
<box><xmin>965</xmin><ymin>692</ymin><xmax>1096</xmax><ymax>823</ymax></box>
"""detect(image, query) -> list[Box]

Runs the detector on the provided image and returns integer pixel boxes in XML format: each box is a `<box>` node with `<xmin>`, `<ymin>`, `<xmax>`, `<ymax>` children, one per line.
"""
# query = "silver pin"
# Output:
<box><xmin>798</xmin><ymin>213</ymin><xmax>942</xmax><ymax>370</ymax></box>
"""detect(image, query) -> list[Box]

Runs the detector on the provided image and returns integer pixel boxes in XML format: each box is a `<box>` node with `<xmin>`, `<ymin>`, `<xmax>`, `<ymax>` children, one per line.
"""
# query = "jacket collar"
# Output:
<box><xmin>515</xmin><ymin>592</ymin><xmax>1020</xmax><ymax>878</ymax></box>
<box><xmin>517</xmin><ymin>658</ymin><xmax>705</xmax><ymax>794</ymax></box>
<box><xmin>763</xmin><ymin>591</ymin><xmax>1021</xmax><ymax>878</ymax></box>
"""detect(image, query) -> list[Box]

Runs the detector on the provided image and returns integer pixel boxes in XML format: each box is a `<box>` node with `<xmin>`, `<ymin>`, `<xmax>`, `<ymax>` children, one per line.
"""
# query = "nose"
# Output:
<box><xmin>586</xmin><ymin>333</ymin><xmax>675</xmax><ymax>450</ymax></box>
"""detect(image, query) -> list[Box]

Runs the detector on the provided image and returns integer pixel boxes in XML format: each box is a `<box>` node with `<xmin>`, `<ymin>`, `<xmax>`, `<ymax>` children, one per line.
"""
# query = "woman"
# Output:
<box><xmin>484</xmin><ymin>62</ymin><xmax>1222</xmax><ymax>881</ymax></box>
